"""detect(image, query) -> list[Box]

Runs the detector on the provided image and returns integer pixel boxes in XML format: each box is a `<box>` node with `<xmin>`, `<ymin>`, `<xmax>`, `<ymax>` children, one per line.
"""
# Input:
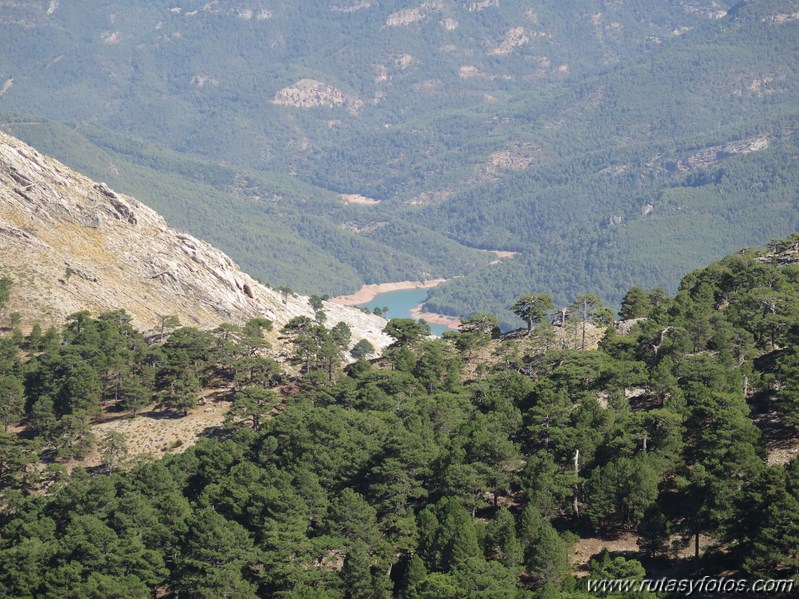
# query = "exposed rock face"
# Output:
<box><xmin>273</xmin><ymin>79</ymin><xmax>363</xmax><ymax>113</ymax></box>
<box><xmin>615</xmin><ymin>317</ymin><xmax>646</xmax><ymax>337</ymax></box>
<box><xmin>330</xmin><ymin>1</ymin><xmax>371</xmax><ymax>14</ymax></box>
<box><xmin>489</xmin><ymin>26</ymin><xmax>530</xmax><ymax>55</ymax></box>
<box><xmin>485</xmin><ymin>143</ymin><xmax>540</xmax><ymax>173</ymax></box>
<box><xmin>669</xmin><ymin>136</ymin><xmax>769</xmax><ymax>172</ymax></box>
<box><xmin>762</xmin><ymin>12</ymin><xmax>799</xmax><ymax>24</ymax></box>
<box><xmin>0</xmin><ymin>131</ymin><xmax>390</xmax><ymax>349</ymax></box>
<box><xmin>758</xmin><ymin>241</ymin><xmax>799</xmax><ymax>266</ymax></box>
<box><xmin>386</xmin><ymin>8</ymin><xmax>426</xmax><ymax>26</ymax></box>
<box><xmin>440</xmin><ymin>17</ymin><xmax>458</xmax><ymax>30</ymax></box>
<box><xmin>466</xmin><ymin>0</ymin><xmax>499</xmax><ymax>12</ymax></box>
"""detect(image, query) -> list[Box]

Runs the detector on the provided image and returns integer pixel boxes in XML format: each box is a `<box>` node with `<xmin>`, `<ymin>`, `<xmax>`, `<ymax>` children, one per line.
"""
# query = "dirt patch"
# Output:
<box><xmin>755</xmin><ymin>408</ymin><xmax>799</xmax><ymax>465</ymax></box>
<box><xmin>767</xmin><ymin>442</ymin><xmax>799</xmax><ymax>466</ymax></box>
<box><xmin>479</xmin><ymin>249</ymin><xmax>518</xmax><ymax>259</ymax></box>
<box><xmin>572</xmin><ymin>532</ymin><xmax>711</xmax><ymax>575</ymax></box>
<box><xmin>340</xmin><ymin>193</ymin><xmax>380</xmax><ymax>206</ymax></box>
<box><xmin>88</xmin><ymin>389</ymin><xmax>232</xmax><ymax>467</ymax></box>
<box><xmin>572</xmin><ymin>533</ymin><xmax>641</xmax><ymax>570</ymax></box>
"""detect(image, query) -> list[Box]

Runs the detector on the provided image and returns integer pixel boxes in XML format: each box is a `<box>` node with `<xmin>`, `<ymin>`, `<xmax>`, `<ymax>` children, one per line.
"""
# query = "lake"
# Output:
<box><xmin>358</xmin><ymin>288</ymin><xmax>456</xmax><ymax>336</ymax></box>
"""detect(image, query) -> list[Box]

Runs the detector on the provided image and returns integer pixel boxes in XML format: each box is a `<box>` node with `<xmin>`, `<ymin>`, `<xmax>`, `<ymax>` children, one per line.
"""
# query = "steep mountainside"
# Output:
<box><xmin>4</xmin><ymin>236</ymin><xmax>799</xmax><ymax>596</ymax></box>
<box><xmin>0</xmin><ymin>130</ymin><xmax>390</xmax><ymax>348</ymax></box>
<box><xmin>2</xmin><ymin>0</ymin><xmax>799</xmax><ymax>325</ymax></box>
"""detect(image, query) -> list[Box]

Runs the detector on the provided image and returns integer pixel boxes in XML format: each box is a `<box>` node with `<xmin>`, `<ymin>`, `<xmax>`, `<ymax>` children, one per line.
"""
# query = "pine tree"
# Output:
<box><xmin>227</xmin><ymin>386</ymin><xmax>277</xmax><ymax>431</ymax></box>
<box><xmin>637</xmin><ymin>505</ymin><xmax>671</xmax><ymax>558</ymax></box>
<box><xmin>484</xmin><ymin>507</ymin><xmax>523</xmax><ymax>568</ymax></box>
<box><xmin>0</xmin><ymin>374</ymin><xmax>24</xmax><ymax>432</ymax></box>
<box><xmin>511</xmin><ymin>294</ymin><xmax>554</xmax><ymax>333</ymax></box>
<box><xmin>99</xmin><ymin>431</ymin><xmax>128</xmax><ymax>472</ymax></box>
<box><xmin>350</xmin><ymin>339</ymin><xmax>375</xmax><ymax>360</ymax></box>
<box><xmin>519</xmin><ymin>505</ymin><xmax>571</xmax><ymax>587</ymax></box>
<box><xmin>619</xmin><ymin>287</ymin><xmax>651</xmax><ymax>319</ymax></box>
<box><xmin>401</xmin><ymin>555</ymin><xmax>427</xmax><ymax>598</ymax></box>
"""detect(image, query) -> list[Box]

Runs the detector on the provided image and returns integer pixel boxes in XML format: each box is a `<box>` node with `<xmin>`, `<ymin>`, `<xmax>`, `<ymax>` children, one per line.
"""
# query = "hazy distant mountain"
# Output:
<box><xmin>2</xmin><ymin>0</ymin><xmax>799</xmax><ymax>325</ymax></box>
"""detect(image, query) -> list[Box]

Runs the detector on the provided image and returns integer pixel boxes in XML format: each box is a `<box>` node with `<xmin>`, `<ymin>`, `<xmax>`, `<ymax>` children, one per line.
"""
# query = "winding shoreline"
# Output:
<box><xmin>329</xmin><ymin>279</ymin><xmax>461</xmax><ymax>330</ymax></box>
<box><xmin>409</xmin><ymin>304</ymin><xmax>462</xmax><ymax>329</ymax></box>
<box><xmin>329</xmin><ymin>279</ymin><xmax>447</xmax><ymax>306</ymax></box>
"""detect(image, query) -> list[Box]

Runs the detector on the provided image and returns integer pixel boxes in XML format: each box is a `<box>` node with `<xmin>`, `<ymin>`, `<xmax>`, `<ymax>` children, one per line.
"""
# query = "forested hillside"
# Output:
<box><xmin>2</xmin><ymin>239</ymin><xmax>799</xmax><ymax>597</ymax></box>
<box><xmin>2</xmin><ymin>0</ymin><xmax>799</xmax><ymax>322</ymax></box>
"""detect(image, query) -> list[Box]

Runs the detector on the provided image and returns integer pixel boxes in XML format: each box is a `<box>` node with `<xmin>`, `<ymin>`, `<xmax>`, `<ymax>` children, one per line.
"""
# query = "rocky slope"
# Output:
<box><xmin>0</xmin><ymin>130</ymin><xmax>390</xmax><ymax>349</ymax></box>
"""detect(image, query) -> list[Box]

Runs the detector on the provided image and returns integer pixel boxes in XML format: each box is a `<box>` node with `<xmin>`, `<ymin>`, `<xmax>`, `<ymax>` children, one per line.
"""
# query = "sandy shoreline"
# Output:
<box><xmin>330</xmin><ymin>279</ymin><xmax>461</xmax><ymax>330</ymax></box>
<box><xmin>409</xmin><ymin>304</ymin><xmax>462</xmax><ymax>329</ymax></box>
<box><xmin>329</xmin><ymin>279</ymin><xmax>447</xmax><ymax>306</ymax></box>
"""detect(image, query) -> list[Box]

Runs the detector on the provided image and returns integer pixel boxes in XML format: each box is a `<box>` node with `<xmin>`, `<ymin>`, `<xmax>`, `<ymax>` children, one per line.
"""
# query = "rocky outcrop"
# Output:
<box><xmin>486</xmin><ymin>143</ymin><xmax>540</xmax><ymax>171</ymax></box>
<box><xmin>330</xmin><ymin>1</ymin><xmax>371</xmax><ymax>14</ymax></box>
<box><xmin>466</xmin><ymin>0</ymin><xmax>499</xmax><ymax>12</ymax></box>
<box><xmin>762</xmin><ymin>12</ymin><xmax>799</xmax><ymax>24</ymax></box>
<box><xmin>489</xmin><ymin>27</ymin><xmax>530</xmax><ymax>56</ymax></box>
<box><xmin>273</xmin><ymin>79</ymin><xmax>363</xmax><ymax>113</ymax></box>
<box><xmin>669</xmin><ymin>136</ymin><xmax>769</xmax><ymax>172</ymax></box>
<box><xmin>615</xmin><ymin>317</ymin><xmax>646</xmax><ymax>337</ymax></box>
<box><xmin>386</xmin><ymin>8</ymin><xmax>426</xmax><ymax>26</ymax></box>
<box><xmin>758</xmin><ymin>241</ymin><xmax>799</xmax><ymax>266</ymax></box>
<box><xmin>0</xmin><ymin>131</ymin><xmax>390</xmax><ymax>349</ymax></box>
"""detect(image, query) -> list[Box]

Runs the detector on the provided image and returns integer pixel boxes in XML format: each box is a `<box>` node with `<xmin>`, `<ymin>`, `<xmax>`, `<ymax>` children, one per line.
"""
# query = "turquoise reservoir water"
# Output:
<box><xmin>358</xmin><ymin>288</ymin><xmax>456</xmax><ymax>336</ymax></box>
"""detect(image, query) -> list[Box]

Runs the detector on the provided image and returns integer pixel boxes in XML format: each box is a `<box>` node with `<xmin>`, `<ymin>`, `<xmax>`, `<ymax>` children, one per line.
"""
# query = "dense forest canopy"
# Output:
<box><xmin>2</xmin><ymin>1</ymin><xmax>799</xmax><ymax>324</ymax></box>
<box><xmin>2</xmin><ymin>238</ymin><xmax>799</xmax><ymax>597</ymax></box>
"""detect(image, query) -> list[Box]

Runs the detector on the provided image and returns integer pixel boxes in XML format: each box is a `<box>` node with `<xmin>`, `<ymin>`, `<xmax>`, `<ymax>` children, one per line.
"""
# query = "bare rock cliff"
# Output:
<box><xmin>0</xmin><ymin>130</ymin><xmax>390</xmax><ymax>349</ymax></box>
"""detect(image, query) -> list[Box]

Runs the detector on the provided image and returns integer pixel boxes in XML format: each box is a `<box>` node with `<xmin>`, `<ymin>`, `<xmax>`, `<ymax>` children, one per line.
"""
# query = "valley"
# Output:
<box><xmin>1</xmin><ymin>1</ymin><xmax>799</xmax><ymax>327</ymax></box>
<box><xmin>2</xmin><ymin>2</ymin><xmax>799</xmax><ymax>596</ymax></box>
<box><xmin>0</xmin><ymin>130</ymin><xmax>798</xmax><ymax>597</ymax></box>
